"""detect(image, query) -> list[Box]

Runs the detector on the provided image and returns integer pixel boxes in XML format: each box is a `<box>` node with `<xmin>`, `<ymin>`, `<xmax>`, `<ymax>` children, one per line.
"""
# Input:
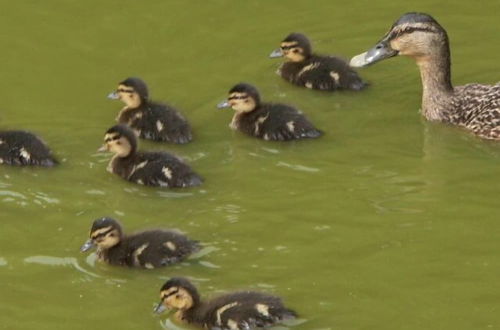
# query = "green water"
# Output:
<box><xmin>1</xmin><ymin>0</ymin><xmax>499</xmax><ymax>329</ymax></box>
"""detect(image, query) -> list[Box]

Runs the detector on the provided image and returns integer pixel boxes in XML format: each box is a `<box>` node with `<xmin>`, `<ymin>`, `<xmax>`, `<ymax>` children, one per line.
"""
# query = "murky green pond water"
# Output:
<box><xmin>1</xmin><ymin>0</ymin><xmax>499</xmax><ymax>329</ymax></box>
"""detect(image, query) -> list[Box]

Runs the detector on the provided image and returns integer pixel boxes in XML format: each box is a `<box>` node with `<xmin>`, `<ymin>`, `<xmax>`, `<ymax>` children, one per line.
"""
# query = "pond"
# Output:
<box><xmin>0</xmin><ymin>0</ymin><xmax>499</xmax><ymax>329</ymax></box>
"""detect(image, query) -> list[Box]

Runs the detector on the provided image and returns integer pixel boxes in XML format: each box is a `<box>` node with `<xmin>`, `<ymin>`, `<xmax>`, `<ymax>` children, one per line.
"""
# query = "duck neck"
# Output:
<box><xmin>415</xmin><ymin>49</ymin><xmax>454</xmax><ymax>121</ymax></box>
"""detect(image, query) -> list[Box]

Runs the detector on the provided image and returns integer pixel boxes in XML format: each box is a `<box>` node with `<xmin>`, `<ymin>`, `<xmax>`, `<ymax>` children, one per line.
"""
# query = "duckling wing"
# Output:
<box><xmin>0</xmin><ymin>131</ymin><xmax>57</xmax><ymax>166</ymax></box>
<box><xmin>256</xmin><ymin>104</ymin><xmax>322</xmax><ymax>141</ymax></box>
<box><xmin>295</xmin><ymin>56</ymin><xmax>367</xmax><ymax>91</ymax></box>
<box><xmin>128</xmin><ymin>103</ymin><xmax>193</xmax><ymax>144</ymax></box>
<box><xmin>204</xmin><ymin>292</ymin><xmax>296</xmax><ymax>329</ymax></box>
<box><xmin>125</xmin><ymin>230</ymin><xmax>199</xmax><ymax>268</ymax></box>
<box><xmin>127</xmin><ymin>152</ymin><xmax>202</xmax><ymax>187</ymax></box>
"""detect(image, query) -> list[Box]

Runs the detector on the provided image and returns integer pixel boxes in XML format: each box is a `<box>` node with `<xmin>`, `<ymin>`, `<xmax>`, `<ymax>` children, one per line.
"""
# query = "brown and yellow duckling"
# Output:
<box><xmin>154</xmin><ymin>277</ymin><xmax>297</xmax><ymax>329</ymax></box>
<box><xmin>350</xmin><ymin>12</ymin><xmax>500</xmax><ymax>140</ymax></box>
<box><xmin>0</xmin><ymin>130</ymin><xmax>57</xmax><ymax>166</ymax></box>
<box><xmin>80</xmin><ymin>217</ymin><xmax>200</xmax><ymax>268</ymax></box>
<box><xmin>108</xmin><ymin>77</ymin><xmax>192</xmax><ymax>144</ymax></box>
<box><xmin>98</xmin><ymin>124</ymin><xmax>202</xmax><ymax>187</ymax></box>
<box><xmin>217</xmin><ymin>83</ymin><xmax>322</xmax><ymax>141</ymax></box>
<box><xmin>270</xmin><ymin>32</ymin><xmax>367</xmax><ymax>91</ymax></box>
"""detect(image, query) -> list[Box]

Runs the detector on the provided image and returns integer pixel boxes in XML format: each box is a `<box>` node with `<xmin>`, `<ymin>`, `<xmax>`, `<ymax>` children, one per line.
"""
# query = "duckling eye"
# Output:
<box><xmin>175</xmin><ymin>294</ymin><xmax>181</xmax><ymax>299</ymax></box>
<box><xmin>292</xmin><ymin>49</ymin><xmax>299</xmax><ymax>53</ymax></box>
<box><xmin>116</xmin><ymin>141</ymin><xmax>121</xmax><ymax>145</ymax></box>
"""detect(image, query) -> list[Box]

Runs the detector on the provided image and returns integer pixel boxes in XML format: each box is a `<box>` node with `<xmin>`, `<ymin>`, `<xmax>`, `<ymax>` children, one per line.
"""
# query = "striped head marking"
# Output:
<box><xmin>280</xmin><ymin>33</ymin><xmax>312</xmax><ymax>62</ymax></box>
<box><xmin>109</xmin><ymin>82</ymin><xmax>142</xmax><ymax>108</ymax></box>
<box><xmin>101</xmin><ymin>131</ymin><xmax>133</xmax><ymax>157</ymax></box>
<box><xmin>160</xmin><ymin>286</ymin><xmax>195</xmax><ymax>311</ymax></box>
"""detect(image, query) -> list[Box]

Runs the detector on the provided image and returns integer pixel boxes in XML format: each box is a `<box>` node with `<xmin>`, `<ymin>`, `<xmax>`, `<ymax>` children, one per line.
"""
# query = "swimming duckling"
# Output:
<box><xmin>270</xmin><ymin>33</ymin><xmax>367</xmax><ymax>91</ymax></box>
<box><xmin>217</xmin><ymin>83</ymin><xmax>322</xmax><ymax>141</ymax></box>
<box><xmin>108</xmin><ymin>77</ymin><xmax>192</xmax><ymax>144</ymax></box>
<box><xmin>154</xmin><ymin>277</ymin><xmax>297</xmax><ymax>329</ymax></box>
<box><xmin>350</xmin><ymin>12</ymin><xmax>500</xmax><ymax>140</ymax></box>
<box><xmin>98</xmin><ymin>124</ymin><xmax>202</xmax><ymax>187</ymax></box>
<box><xmin>80</xmin><ymin>217</ymin><xmax>200</xmax><ymax>268</ymax></box>
<box><xmin>0</xmin><ymin>130</ymin><xmax>57</xmax><ymax>166</ymax></box>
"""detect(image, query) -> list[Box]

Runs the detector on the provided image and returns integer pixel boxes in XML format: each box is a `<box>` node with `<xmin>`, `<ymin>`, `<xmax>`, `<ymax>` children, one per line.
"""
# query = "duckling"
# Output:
<box><xmin>0</xmin><ymin>130</ymin><xmax>57</xmax><ymax>166</ymax></box>
<box><xmin>80</xmin><ymin>217</ymin><xmax>200</xmax><ymax>268</ymax></box>
<box><xmin>108</xmin><ymin>77</ymin><xmax>192</xmax><ymax>144</ymax></box>
<box><xmin>217</xmin><ymin>83</ymin><xmax>322</xmax><ymax>141</ymax></box>
<box><xmin>98</xmin><ymin>124</ymin><xmax>202</xmax><ymax>187</ymax></box>
<box><xmin>154</xmin><ymin>277</ymin><xmax>297</xmax><ymax>329</ymax></box>
<box><xmin>350</xmin><ymin>12</ymin><xmax>500</xmax><ymax>140</ymax></box>
<box><xmin>270</xmin><ymin>32</ymin><xmax>367</xmax><ymax>91</ymax></box>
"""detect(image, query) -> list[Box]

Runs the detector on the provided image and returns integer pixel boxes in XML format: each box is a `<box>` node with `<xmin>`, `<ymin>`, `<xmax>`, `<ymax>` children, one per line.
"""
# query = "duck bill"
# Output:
<box><xmin>217</xmin><ymin>100</ymin><xmax>230</xmax><ymax>109</ymax></box>
<box><xmin>107</xmin><ymin>91</ymin><xmax>120</xmax><ymax>100</ymax></box>
<box><xmin>80</xmin><ymin>239</ymin><xmax>95</xmax><ymax>252</ymax></box>
<box><xmin>350</xmin><ymin>40</ymin><xmax>398</xmax><ymax>68</ymax></box>
<box><xmin>153</xmin><ymin>302</ymin><xmax>167</xmax><ymax>314</ymax></box>
<box><xmin>269</xmin><ymin>48</ymin><xmax>283</xmax><ymax>58</ymax></box>
<box><xmin>97</xmin><ymin>144</ymin><xmax>108</xmax><ymax>152</ymax></box>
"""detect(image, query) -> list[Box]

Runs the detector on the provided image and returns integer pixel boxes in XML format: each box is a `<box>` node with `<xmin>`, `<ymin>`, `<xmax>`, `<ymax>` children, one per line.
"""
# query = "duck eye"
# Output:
<box><xmin>116</xmin><ymin>141</ymin><xmax>121</xmax><ymax>145</ymax></box>
<box><xmin>292</xmin><ymin>49</ymin><xmax>299</xmax><ymax>53</ymax></box>
<box><xmin>175</xmin><ymin>294</ymin><xmax>181</xmax><ymax>299</ymax></box>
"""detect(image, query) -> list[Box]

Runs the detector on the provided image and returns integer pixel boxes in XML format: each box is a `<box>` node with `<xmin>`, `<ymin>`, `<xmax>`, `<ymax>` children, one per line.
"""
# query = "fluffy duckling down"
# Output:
<box><xmin>217</xmin><ymin>83</ymin><xmax>322</xmax><ymax>141</ymax></box>
<box><xmin>98</xmin><ymin>124</ymin><xmax>202</xmax><ymax>188</ymax></box>
<box><xmin>80</xmin><ymin>217</ymin><xmax>200</xmax><ymax>269</ymax></box>
<box><xmin>108</xmin><ymin>77</ymin><xmax>193</xmax><ymax>144</ymax></box>
<box><xmin>0</xmin><ymin>130</ymin><xmax>57</xmax><ymax>166</ymax></box>
<box><xmin>154</xmin><ymin>277</ymin><xmax>297</xmax><ymax>329</ymax></box>
<box><xmin>270</xmin><ymin>32</ymin><xmax>367</xmax><ymax>91</ymax></box>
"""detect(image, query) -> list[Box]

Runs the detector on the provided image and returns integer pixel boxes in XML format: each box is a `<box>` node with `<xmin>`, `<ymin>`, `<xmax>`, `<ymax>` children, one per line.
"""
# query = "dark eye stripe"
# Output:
<box><xmin>162</xmin><ymin>289</ymin><xmax>179</xmax><ymax>300</ymax></box>
<box><xmin>117</xmin><ymin>88</ymin><xmax>134</xmax><ymax>93</ymax></box>
<box><xmin>228</xmin><ymin>96</ymin><xmax>247</xmax><ymax>100</ymax></box>
<box><xmin>105</xmin><ymin>135</ymin><xmax>121</xmax><ymax>142</ymax></box>
<box><xmin>91</xmin><ymin>228</ymin><xmax>114</xmax><ymax>239</ymax></box>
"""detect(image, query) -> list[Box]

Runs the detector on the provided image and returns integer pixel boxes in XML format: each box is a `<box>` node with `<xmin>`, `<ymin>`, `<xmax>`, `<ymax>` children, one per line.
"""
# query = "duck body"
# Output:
<box><xmin>233</xmin><ymin>102</ymin><xmax>322</xmax><ymax>141</ymax></box>
<box><xmin>445</xmin><ymin>83</ymin><xmax>500</xmax><ymax>139</ymax></box>
<box><xmin>81</xmin><ymin>217</ymin><xmax>199</xmax><ymax>269</ymax></box>
<box><xmin>97</xmin><ymin>230</ymin><xmax>198</xmax><ymax>268</ymax></box>
<box><xmin>270</xmin><ymin>32</ymin><xmax>367</xmax><ymax>91</ymax></box>
<box><xmin>117</xmin><ymin>101</ymin><xmax>192</xmax><ymax>144</ymax></box>
<box><xmin>218</xmin><ymin>83</ymin><xmax>322</xmax><ymax>141</ymax></box>
<box><xmin>155</xmin><ymin>277</ymin><xmax>296</xmax><ymax>330</ymax></box>
<box><xmin>350</xmin><ymin>12</ymin><xmax>500</xmax><ymax>139</ymax></box>
<box><xmin>185</xmin><ymin>291</ymin><xmax>296</xmax><ymax>329</ymax></box>
<box><xmin>100</xmin><ymin>124</ymin><xmax>202</xmax><ymax>188</ymax></box>
<box><xmin>0</xmin><ymin>130</ymin><xmax>57</xmax><ymax>166</ymax></box>
<box><xmin>109</xmin><ymin>150</ymin><xmax>202</xmax><ymax>187</ymax></box>
<box><xmin>278</xmin><ymin>54</ymin><xmax>367</xmax><ymax>91</ymax></box>
<box><xmin>109</xmin><ymin>77</ymin><xmax>193</xmax><ymax>144</ymax></box>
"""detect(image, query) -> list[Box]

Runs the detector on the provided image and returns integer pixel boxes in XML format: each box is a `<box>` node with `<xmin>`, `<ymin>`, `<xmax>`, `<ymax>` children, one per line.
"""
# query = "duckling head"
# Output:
<box><xmin>154</xmin><ymin>277</ymin><xmax>201</xmax><ymax>314</ymax></box>
<box><xmin>269</xmin><ymin>32</ymin><xmax>312</xmax><ymax>62</ymax></box>
<box><xmin>350</xmin><ymin>12</ymin><xmax>449</xmax><ymax>67</ymax></box>
<box><xmin>217</xmin><ymin>83</ymin><xmax>261</xmax><ymax>113</ymax></box>
<box><xmin>107</xmin><ymin>77</ymin><xmax>149</xmax><ymax>108</ymax></box>
<box><xmin>98</xmin><ymin>124</ymin><xmax>137</xmax><ymax>158</ymax></box>
<box><xmin>80</xmin><ymin>217</ymin><xmax>124</xmax><ymax>252</ymax></box>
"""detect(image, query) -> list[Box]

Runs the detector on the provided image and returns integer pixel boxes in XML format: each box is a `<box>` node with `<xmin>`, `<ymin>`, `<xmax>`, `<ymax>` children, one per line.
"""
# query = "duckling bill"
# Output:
<box><xmin>98</xmin><ymin>124</ymin><xmax>202</xmax><ymax>188</ymax></box>
<box><xmin>217</xmin><ymin>83</ymin><xmax>323</xmax><ymax>141</ymax></box>
<box><xmin>0</xmin><ymin>130</ymin><xmax>57</xmax><ymax>166</ymax></box>
<box><xmin>154</xmin><ymin>277</ymin><xmax>297</xmax><ymax>329</ymax></box>
<box><xmin>270</xmin><ymin>32</ymin><xmax>367</xmax><ymax>91</ymax></box>
<box><xmin>350</xmin><ymin>12</ymin><xmax>500</xmax><ymax>140</ymax></box>
<box><xmin>80</xmin><ymin>217</ymin><xmax>200</xmax><ymax>268</ymax></box>
<box><xmin>108</xmin><ymin>77</ymin><xmax>193</xmax><ymax>144</ymax></box>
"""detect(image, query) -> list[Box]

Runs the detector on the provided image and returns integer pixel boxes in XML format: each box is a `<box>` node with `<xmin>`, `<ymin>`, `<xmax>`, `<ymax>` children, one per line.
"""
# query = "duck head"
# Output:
<box><xmin>154</xmin><ymin>277</ymin><xmax>201</xmax><ymax>314</ymax></box>
<box><xmin>80</xmin><ymin>217</ymin><xmax>124</xmax><ymax>252</ymax></box>
<box><xmin>107</xmin><ymin>77</ymin><xmax>149</xmax><ymax>108</ymax></box>
<box><xmin>350</xmin><ymin>12</ymin><xmax>449</xmax><ymax>67</ymax></box>
<box><xmin>97</xmin><ymin>124</ymin><xmax>137</xmax><ymax>158</ymax></box>
<box><xmin>270</xmin><ymin>32</ymin><xmax>312</xmax><ymax>62</ymax></box>
<box><xmin>217</xmin><ymin>83</ymin><xmax>261</xmax><ymax>113</ymax></box>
